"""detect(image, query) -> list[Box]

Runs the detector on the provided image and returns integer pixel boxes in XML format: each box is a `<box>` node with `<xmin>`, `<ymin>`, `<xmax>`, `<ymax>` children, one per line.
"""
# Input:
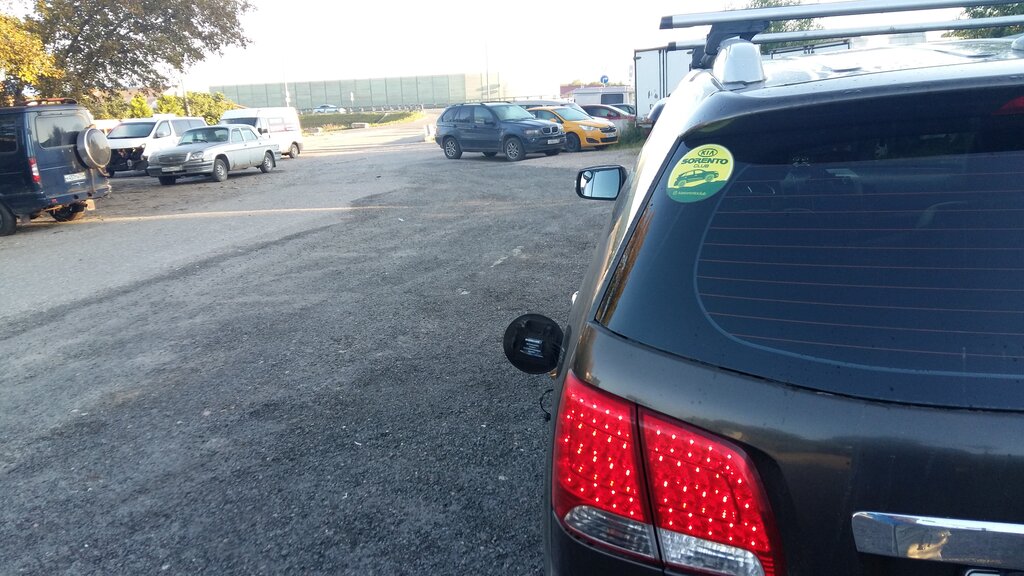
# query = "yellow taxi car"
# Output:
<box><xmin>526</xmin><ymin>106</ymin><xmax>618</xmax><ymax>152</ymax></box>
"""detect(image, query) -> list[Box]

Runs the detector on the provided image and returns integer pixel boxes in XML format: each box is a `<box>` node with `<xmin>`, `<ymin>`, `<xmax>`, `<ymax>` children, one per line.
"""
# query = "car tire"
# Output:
<box><xmin>504</xmin><ymin>137</ymin><xmax>525</xmax><ymax>162</ymax></box>
<box><xmin>565</xmin><ymin>133</ymin><xmax>581</xmax><ymax>153</ymax></box>
<box><xmin>0</xmin><ymin>203</ymin><xmax>16</xmax><ymax>236</ymax></box>
<box><xmin>483</xmin><ymin>152</ymin><xmax>497</xmax><ymax>158</ymax></box>
<box><xmin>212</xmin><ymin>158</ymin><xmax>229</xmax><ymax>182</ymax></box>
<box><xmin>107</xmin><ymin>169</ymin><xmax>115</xmax><ymax>178</ymax></box>
<box><xmin>259</xmin><ymin>152</ymin><xmax>274</xmax><ymax>173</ymax></box>
<box><xmin>158</xmin><ymin>176</ymin><xmax>176</xmax><ymax>186</ymax></box>
<box><xmin>51</xmin><ymin>204</ymin><xmax>86</xmax><ymax>222</ymax></box>
<box><xmin>544</xmin><ymin>150</ymin><xmax>560</xmax><ymax>156</ymax></box>
<box><xmin>443</xmin><ymin>137</ymin><xmax>462</xmax><ymax>159</ymax></box>
<box><xmin>288</xmin><ymin>143</ymin><xmax>300</xmax><ymax>158</ymax></box>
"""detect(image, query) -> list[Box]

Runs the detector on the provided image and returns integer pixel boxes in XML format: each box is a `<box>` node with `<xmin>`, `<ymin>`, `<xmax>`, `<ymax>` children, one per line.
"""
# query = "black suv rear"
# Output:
<box><xmin>504</xmin><ymin>2</ymin><xmax>1024</xmax><ymax>575</ymax></box>
<box><xmin>0</xmin><ymin>99</ymin><xmax>111</xmax><ymax>235</ymax></box>
<box><xmin>435</xmin><ymin>102</ymin><xmax>565</xmax><ymax>162</ymax></box>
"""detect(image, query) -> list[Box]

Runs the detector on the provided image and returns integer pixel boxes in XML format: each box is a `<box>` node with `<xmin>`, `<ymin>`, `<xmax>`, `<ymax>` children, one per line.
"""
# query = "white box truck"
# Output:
<box><xmin>634</xmin><ymin>44</ymin><xmax>692</xmax><ymax>123</ymax></box>
<box><xmin>219</xmin><ymin>107</ymin><xmax>304</xmax><ymax>158</ymax></box>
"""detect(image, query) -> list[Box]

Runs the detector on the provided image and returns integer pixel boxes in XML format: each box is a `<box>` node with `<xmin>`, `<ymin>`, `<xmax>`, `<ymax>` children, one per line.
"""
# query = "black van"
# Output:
<box><xmin>0</xmin><ymin>99</ymin><xmax>111</xmax><ymax>236</ymax></box>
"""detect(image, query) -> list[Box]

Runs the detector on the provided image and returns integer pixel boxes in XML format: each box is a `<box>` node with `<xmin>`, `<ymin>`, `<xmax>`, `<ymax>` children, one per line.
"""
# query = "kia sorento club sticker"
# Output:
<box><xmin>666</xmin><ymin>144</ymin><xmax>734</xmax><ymax>203</ymax></box>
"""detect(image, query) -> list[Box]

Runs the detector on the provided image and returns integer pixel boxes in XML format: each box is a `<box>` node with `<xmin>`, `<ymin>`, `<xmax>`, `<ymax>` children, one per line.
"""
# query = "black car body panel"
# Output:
<box><xmin>510</xmin><ymin>28</ymin><xmax>1024</xmax><ymax>576</ymax></box>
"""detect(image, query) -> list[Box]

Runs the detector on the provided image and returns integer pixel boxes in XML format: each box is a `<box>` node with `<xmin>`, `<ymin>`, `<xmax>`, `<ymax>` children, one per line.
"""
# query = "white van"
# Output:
<box><xmin>219</xmin><ymin>107</ymin><xmax>304</xmax><ymax>158</ymax></box>
<box><xmin>105</xmin><ymin>115</ymin><xmax>207</xmax><ymax>176</ymax></box>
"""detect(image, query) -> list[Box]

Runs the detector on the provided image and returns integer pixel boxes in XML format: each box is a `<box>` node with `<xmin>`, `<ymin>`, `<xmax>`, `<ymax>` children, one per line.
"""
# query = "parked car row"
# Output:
<box><xmin>434</xmin><ymin>101</ymin><xmax>635</xmax><ymax>161</ymax></box>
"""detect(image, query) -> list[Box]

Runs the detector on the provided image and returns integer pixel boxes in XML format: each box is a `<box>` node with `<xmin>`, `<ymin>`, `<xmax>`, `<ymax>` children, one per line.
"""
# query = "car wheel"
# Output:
<box><xmin>504</xmin><ymin>137</ymin><xmax>525</xmax><ymax>162</ymax></box>
<box><xmin>51</xmin><ymin>204</ymin><xmax>86</xmax><ymax>222</ymax></box>
<box><xmin>259</xmin><ymin>151</ymin><xmax>274</xmax><ymax>173</ymax></box>
<box><xmin>107</xmin><ymin>169</ymin><xmax>115</xmax><ymax>179</ymax></box>
<box><xmin>483</xmin><ymin>152</ymin><xmax>497</xmax><ymax>158</ymax></box>
<box><xmin>0</xmin><ymin>203</ymin><xmax>16</xmax><ymax>236</ymax></box>
<box><xmin>212</xmin><ymin>158</ymin><xmax>229</xmax><ymax>182</ymax></box>
<box><xmin>443</xmin><ymin>137</ymin><xmax>462</xmax><ymax>159</ymax></box>
<box><xmin>158</xmin><ymin>176</ymin><xmax>176</xmax><ymax>186</ymax></box>
<box><xmin>288</xmin><ymin>143</ymin><xmax>300</xmax><ymax>158</ymax></box>
<box><xmin>565</xmin><ymin>133</ymin><xmax>581</xmax><ymax>153</ymax></box>
<box><xmin>544</xmin><ymin>150</ymin><xmax>560</xmax><ymax>156</ymax></box>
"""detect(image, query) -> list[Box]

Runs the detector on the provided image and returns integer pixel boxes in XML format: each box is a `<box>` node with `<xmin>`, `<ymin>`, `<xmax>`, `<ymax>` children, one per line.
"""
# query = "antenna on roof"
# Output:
<box><xmin>662</xmin><ymin>0</ymin><xmax>1024</xmax><ymax>69</ymax></box>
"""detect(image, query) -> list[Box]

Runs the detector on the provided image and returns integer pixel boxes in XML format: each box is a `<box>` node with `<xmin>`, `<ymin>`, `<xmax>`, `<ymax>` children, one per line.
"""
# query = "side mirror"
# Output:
<box><xmin>503</xmin><ymin>314</ymin><xmax>564</xmax><ymax>375</ymax></box>
<box><xmin>259</xmin><ymin>127</ymin><xmax>268</xmax><ymax>134</ymax></box>
<box><xmin>577</xmin><ymin>165</ymin><xmax>627</xmax><ymax>201</ymax></box>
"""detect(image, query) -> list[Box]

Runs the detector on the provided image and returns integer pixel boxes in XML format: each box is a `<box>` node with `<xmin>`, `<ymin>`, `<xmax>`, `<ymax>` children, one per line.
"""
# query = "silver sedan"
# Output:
<box><xmin>146</xmin><ymin>125</ymin><xmax>282</xmax><ymax>185</ymax></box>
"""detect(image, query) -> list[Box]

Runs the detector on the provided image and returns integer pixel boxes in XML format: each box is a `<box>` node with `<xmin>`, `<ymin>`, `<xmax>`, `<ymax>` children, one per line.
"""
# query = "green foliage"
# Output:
<box><xmin>299</xmin><ymin>111</ymin><xmax>422</xmax><ymax>131</ymax></box>
<box><xmin>949</xmin><ymin>4</ymin><xmax>1024</xmax><ymax>38</ymax></box>
<box><xmin>128</xmin><ymin>94</ymin><xmax>154</xmax><ymax>118</ymax></box>
<box><xmin>0</xmin><ymin>14</ymin><xmax>60</xmax><ymax>104</ymax></box>
<box><xmin>27</xmin><ymin>0</ymin><xmax>252</xmax><ymax>100</ymax></box>
<box><xmin>616</xmin><ymin>124</ymin><xmax>647</xmax><ymax>148</ymax></box>
<box><xmin>154</xmin><ymin>92</ymin><xmax>238</xmax><ymax>125</ymax></box>
<box><xmin>82</xmin><ymin>94</ymin><xmax>132</xmax><ymax>120</ymax></box>
<box><xmin>746</xmin><ymin>0</ymin><xmax>824</xmax><ymax>55</ymax></box>
<box><xmin>154</xmin><ymin>94</ymin><xmax>186</xmax><ymax>116</ymax></box>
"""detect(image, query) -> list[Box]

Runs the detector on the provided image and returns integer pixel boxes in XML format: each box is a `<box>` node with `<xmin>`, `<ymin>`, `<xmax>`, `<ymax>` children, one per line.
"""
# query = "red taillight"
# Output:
<box><xmin>553</xmin><ymin>373</ymin><xmax>656</xmax><ymax>558</ymax></box>
<box><xmin>995</xmin><ymin>96</ymin><xmax>1024</xmax><ymax>115</ymax></box>
<box><xmin>28</xmin><ymin>157</ymin><xmax>41</xmax><ymax>184</ymax></box>
<box><xmin>641</xmin><ymin>410</ymin><xmax>782</xmax><ymax>576</ymax></box>
<box><xmin>553</xmin><ymin>373</ymin><xmax>783</xmax><ymax>576</ymax></box>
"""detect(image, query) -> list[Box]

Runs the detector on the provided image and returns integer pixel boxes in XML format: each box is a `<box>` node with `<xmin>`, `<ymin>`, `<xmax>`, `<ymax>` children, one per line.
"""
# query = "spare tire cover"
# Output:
<box><xmin>76</xmin><ymin>127</ymin><xmax>111</xmax><ymax>169</ymax></box>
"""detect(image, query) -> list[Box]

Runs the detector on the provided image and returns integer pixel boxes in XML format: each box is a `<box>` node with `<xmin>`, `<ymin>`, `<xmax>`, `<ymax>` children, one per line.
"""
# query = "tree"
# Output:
<box><xmin>27</xmin><ymin>0</ymin><xmax>252</xmax><ymax>99</ymax></box>
<box><xmin>949</xmin><ymin>3</ymin><xmax>1024</xmax><ymax>38</ymax></box>
<box><xmin>0</xmin><ymin>13</ymin><xmax>60</xmax><ymax>104</ymax></box>
<box><xmin>128</xmin><ymin>94</ymin><xmax>153</xmax><ymax>118</ymax></box>
<box><xmin>746</xmin><ymin>0</ymin><xmax>823</xmax><ymax>55</ymax></box>
<box><xmin>156</xmin><ymin>92</ymin><xmax>237</xmax><ymax>125</ymax></box>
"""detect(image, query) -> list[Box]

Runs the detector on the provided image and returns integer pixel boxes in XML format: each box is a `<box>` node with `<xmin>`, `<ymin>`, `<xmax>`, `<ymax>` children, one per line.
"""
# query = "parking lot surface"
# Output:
<box><xmin>0</xmin><ymin>120</ymin><xmax>638</xmax><ymax>575</ymax></box>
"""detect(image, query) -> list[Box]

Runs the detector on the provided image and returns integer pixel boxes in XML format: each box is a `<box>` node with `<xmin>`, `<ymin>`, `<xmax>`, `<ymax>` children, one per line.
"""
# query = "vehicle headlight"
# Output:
<box><xmin>187</xmin><ymin>151</ymin><xmax>205</xmax><ymax>161</ymax></box>
<box><xmin>583</xmin><ymin>125</ymin><xmax>600</xmax><ymax>132</ymax></box>
<box><xmin>523</xmin><ymin>128</ymin><xmax>541</xmax><ymax>136</ymax></box>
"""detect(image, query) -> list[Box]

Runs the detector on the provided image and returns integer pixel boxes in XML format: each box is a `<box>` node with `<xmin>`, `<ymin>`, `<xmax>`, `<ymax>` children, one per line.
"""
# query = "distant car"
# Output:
<box><xmin>581</xmin><ymin>104</ymin><xmax>636</xmax><ymax>133</ymax></box>
<box><xmin>510</xmin><ymin>99</ymin><xmax>587</xmax><ymax>115</ymax></box>
<box><xmin>145</xmin><ymin>125</ymin><xmax>281</xmax><ymax>185</ymax></box>
<box><xmin>0</xmin><ymin>98</ymin><xmax>111</xmax><ymax>234</ymax></box>
<box><xmin>312</xmin><ymin>104</ymin><xmax>343</xmax><ymax>114</ymax></box>
<box><xmin>435</xmin><ymin>102</ymin><xmax>565</xmax><ymax>162</ymax></box>
<box><xmin>609</xmin><ymin>102</ymin><xmax>636</xmax><ymax>115</ymax></box>
<box><xmin>527</xmin><ymin>106</ymin><xmax>617</xmax><ymax>152</ymax></box>
<box><xmin>105</xmin><ymin>115</ymin><xmax>206</xmax><ymax>176</ymax></box>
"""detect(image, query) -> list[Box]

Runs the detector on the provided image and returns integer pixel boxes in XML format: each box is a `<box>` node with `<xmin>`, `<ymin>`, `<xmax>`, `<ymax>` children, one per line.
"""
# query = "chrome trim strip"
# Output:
<box><xmin>852</xmin><ymin>511</ymin><xmax>1024</xmax><ymax>570</ymax></box>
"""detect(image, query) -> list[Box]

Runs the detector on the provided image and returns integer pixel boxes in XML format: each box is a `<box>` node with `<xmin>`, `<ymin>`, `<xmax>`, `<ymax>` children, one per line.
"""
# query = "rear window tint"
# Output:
<box><xmin>0</xmin><ymin>118</ymin><xmax>17</xmax><ymax>153</ymax></box>
<box><xmin>598</xmin><ymin>89</ymin><xmax>1024</xmax><ymax>407</ymax></box>
<box><xmin>35</xmin><ymin>113</ymin><xmax>88</xmax><ymax>149</ymax></box>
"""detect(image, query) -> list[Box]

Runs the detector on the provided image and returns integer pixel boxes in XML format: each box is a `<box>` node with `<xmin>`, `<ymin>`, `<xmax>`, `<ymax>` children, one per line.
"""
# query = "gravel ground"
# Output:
<box><xmin>0</xmin><ymin>124</ymin><xmax>639</xmax><ymax>575</ymax></box>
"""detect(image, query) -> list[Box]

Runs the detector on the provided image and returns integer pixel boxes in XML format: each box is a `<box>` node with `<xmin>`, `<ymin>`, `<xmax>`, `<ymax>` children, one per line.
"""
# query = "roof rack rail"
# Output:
<box><xmin>18</xmin><ymin>98</ymin><xmax>78</xmax><ymax>106</ymax></box>
<box><xmin>661</xmin><ymin>0</ymin><xmax>1024</xmax><ymax>69</ymax></box>
<box><xmin>668</xmin><ymin>14</ymin><xmax>1024</xmax><ymax>51</ymax></box>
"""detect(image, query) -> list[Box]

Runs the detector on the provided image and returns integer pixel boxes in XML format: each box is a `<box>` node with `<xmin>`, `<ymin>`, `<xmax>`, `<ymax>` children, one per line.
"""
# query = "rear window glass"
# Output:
<box><xmin>598</xmin><ymin>89</ymin><xmax>1024</xmax><ymax>407</ymax></box>
<box><xmin>35</xmin><ymin>113</ymin><xmax>88</xmax><ymax>148</ymax></box>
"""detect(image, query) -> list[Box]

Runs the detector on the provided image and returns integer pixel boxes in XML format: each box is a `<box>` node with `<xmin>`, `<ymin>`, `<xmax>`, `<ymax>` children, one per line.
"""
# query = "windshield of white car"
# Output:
<box><xmin>179</xmin><ymin>127</ymin><xmax>230</xmax><ymax>144</ymax></box>
<box><xmin>108</xmin><ymin>122</ymin><xmax>155</xmax><ymax>139</ymax></box>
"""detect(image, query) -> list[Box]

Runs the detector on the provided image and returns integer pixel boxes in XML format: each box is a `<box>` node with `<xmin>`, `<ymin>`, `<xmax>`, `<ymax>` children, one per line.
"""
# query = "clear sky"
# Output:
<box><xmin>175</xmin><ymin>1</ymin><xmax>959</xmax><ymax>95</ymax></box>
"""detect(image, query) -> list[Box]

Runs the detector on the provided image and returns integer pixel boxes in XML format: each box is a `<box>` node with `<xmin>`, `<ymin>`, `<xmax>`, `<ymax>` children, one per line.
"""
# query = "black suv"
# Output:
<box><xmin>504</xmin><ymin>2</ymin><xmax>1024</xmax><ymax>575</ymax></box>
<box><xmin>435</xmin><ymin>102</ymin><xmax>565</xmax><ymax>161</ymax></box>
<box><xmin>0</xmin><ymin>99</ymin><xmax>111</xmax><ymax>235</ymax></box>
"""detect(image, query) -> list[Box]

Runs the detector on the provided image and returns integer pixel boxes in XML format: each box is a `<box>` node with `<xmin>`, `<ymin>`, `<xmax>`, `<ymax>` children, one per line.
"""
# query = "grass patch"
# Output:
<box><xmin>616</xmin><ymin>124</ymin><xmax>648</xmax><ymax>149</ymax></box>
<box><xmin>300</xmin><ymin>111</ymin><xmax>422</xmax><ymax>132</ymax></box>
